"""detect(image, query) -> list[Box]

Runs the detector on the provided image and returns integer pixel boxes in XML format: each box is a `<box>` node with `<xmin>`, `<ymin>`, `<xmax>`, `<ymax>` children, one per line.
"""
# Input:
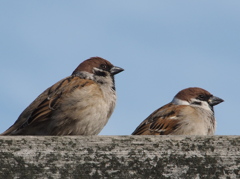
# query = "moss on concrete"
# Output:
<box><xmin>0</xmin><ymin>136</ymin><xmax>239</xmax><ymax>178</ymax></box>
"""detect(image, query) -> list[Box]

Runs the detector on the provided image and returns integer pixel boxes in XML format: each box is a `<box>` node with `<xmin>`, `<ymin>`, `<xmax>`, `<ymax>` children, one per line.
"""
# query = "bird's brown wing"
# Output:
<box><xmin>1</xmin><ymin>76</ymin><xmax>95</xmax><ymax>135</ymax></box>
<box><xmin>132</xmin><ymin>103</ymin><xmax>185</xmax><ymax>135</ymax></box>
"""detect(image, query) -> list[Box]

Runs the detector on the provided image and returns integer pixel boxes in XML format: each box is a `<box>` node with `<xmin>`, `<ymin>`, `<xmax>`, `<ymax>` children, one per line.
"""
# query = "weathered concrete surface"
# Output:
<box><xmin>0</xmin><ymin>136</ymin><xmax>239</xmax><ymax>179</ymax></box>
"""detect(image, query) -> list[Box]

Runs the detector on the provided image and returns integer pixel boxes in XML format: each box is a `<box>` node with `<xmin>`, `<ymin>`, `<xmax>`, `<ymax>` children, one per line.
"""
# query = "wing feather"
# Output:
<box><xmin>132</xmin><ymin>103</ymin><xmax>184</xmax><ymax>135</ymax></box>
<box><xmin>2</xmin><ymin>76</ymin><xmax>95</xmax><ymax>135</ymax></box>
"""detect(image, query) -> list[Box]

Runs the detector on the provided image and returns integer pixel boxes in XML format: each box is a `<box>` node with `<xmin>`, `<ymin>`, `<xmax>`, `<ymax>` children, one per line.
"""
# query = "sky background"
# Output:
<box><xmin>0</xmin><ymin>1</ymin><xmax>239</xmax><ymax>135</ymax></box>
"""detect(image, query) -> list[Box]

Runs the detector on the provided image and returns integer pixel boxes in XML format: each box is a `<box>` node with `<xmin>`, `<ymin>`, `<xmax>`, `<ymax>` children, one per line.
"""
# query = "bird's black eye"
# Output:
<box><xmin>100</xmin><ymin>64</ymin><xmax>108</xmax><ymax>70</ymax></box>
<box><xmin>198</xmin><ymin>94</ymin><xmax>206</xmax><ymax>100</ymax></box>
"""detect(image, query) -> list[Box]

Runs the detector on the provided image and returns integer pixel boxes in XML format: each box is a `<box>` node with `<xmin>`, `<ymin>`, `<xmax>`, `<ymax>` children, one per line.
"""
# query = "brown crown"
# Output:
<box><xmin>174</xmin><ymin>87</ymin><xmax>212</xmax><ymax>102</ymax></box>
<box><xmin>72</xmin><ymin>57</ymin><xmax>114</xmax><ymax>74</ymax></box>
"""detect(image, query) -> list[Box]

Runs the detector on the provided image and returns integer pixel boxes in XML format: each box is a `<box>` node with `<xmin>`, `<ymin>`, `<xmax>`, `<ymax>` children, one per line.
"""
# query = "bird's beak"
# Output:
<box><xmin>208</xmin><ymin>96</ymin><xmax>224</xmax><ymax>106</ymax></box>
<box><xmin>110</xmin><ymin>66</ymin><xmax>124</xmax><ymax>75</ymax></box>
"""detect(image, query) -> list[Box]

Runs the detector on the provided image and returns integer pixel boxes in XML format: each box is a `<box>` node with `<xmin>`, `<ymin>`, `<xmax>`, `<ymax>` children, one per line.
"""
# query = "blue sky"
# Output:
<box><xmin>1</xmin><ymin>1</ymin><xmax>239</xmax><ymax>135</ymax></box>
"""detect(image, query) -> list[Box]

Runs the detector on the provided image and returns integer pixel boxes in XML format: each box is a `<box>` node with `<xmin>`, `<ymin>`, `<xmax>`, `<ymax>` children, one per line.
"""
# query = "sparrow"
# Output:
<box><xmin>132</xmin><ymin>87</ymin><xmax>224</xmax><ymax>135</ymax></box>
<box><xmin>2</xmin><ymin>57</ymin><xmax>124</xmax><ymax>135</ymax></box>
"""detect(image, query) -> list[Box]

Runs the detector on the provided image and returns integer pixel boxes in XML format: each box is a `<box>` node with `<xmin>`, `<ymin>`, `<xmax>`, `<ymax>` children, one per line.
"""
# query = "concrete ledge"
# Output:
<box><xmin>0</xmin><ymin>136</ymin><xmax>239</xmax><ymax>178</ymax></box>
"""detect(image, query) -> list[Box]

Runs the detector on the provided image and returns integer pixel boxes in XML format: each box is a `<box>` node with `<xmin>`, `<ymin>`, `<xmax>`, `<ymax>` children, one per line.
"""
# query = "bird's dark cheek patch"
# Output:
<box><xmin>192</xmin><ymin>101</ymin><xmax>201</xmax><ymax>105</ymax></box>
<box><xmin>95</xmin><ymin>70</ymin><xmax>107</xmax><ymax>77</ymax></box>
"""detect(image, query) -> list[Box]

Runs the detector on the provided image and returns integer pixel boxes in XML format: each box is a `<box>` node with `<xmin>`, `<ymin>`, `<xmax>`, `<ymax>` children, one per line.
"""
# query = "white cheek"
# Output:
<box><xmin>191</xmin><ymin>99</ymin><xmax>212</xmax><ymax>111</ymax></box>
<box><xmin>171</xmin><ymin>98</ymin><xmax>190</xmax><ymax>105</ymax></box>
<box><xmin>200</xmin><ymin>101</ymin><xmax>212</xmax><ymax>111</ymax></box>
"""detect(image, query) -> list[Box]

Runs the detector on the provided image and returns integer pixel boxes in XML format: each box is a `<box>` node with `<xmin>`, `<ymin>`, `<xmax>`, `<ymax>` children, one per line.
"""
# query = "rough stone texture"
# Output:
<box><xmin>0</xmin><ymin>136</ymin><xmax>239</xmax><ymax>179</ymax></box>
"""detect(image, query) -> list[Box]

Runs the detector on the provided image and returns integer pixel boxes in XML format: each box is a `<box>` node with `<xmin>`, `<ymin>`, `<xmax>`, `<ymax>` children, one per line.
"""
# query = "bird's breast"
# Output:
<box><xmin>55</xmin><ymin>84</ymin><xmax>116</xmax><ymax>135</ymax></box>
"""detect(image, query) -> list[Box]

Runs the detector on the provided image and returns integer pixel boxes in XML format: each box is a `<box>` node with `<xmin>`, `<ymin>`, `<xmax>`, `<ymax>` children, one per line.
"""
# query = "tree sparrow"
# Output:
<box><xmin>132</xmin><ymin>87</ymin><xmax>224</xmax><ymax>135</ymax></box>
<box><xmin>2</xmin><ymin>57</ymin><xmax>124</xmax><ymax>135</ymax></box>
